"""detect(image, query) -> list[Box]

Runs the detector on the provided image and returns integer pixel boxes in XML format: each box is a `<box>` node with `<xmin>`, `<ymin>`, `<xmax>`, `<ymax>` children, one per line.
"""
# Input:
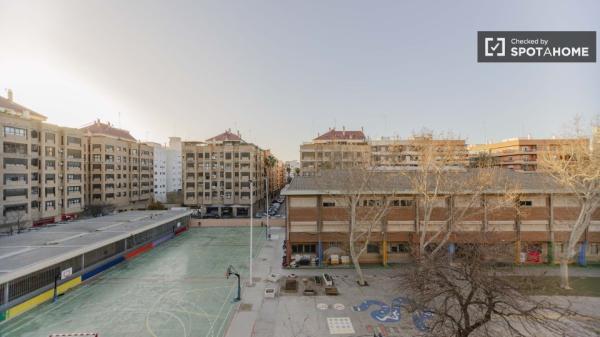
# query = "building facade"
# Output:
<box><xmin>282</xmin><ymin>170</ymin><xmax>600</xmax><ymax>266</ymax></box>
<box><xmin>300</xmin><ymin>128</ymin><xmax>370</xmax><ymax>175</ymax></box>
<box><xmin>149</xmin><ymin>142</ymin><xmax>168</xmax><ymax>202</ymax></box>
<box><xmin>1</xmin><ymin>93</ymin><xmax>85</xmax><ymax>230</ymax></box>
<box><xmin>468</xmin><ymin>137</ymin><xmax>589</xmax><ymax>171</ymax></box>
<box><xmin>300</xmin><ymin>128</ymin><xmax>467</xmax><ymax>175</ymax></box>
<box><xmin>166</xmin><ymin>137</ymin><xmax>182</xmax><ymax>194</ymax></box>
<box><xmin>182</xmin><ymin>130</ymin><xmax>282</xmax><ymax>217</ymax></box>
<box><xmin>80</xmin><ymin>120</ymin><xmax>154</xmax><ymax>209</ymax></box>
<box><xmin>149</xmin><ymin>137</ymin><xmax>182</xmax><ymax>203</ymax></box>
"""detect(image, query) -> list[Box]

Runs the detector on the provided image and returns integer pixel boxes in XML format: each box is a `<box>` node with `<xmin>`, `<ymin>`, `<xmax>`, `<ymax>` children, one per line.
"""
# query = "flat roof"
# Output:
<box><xmin>0</xmin><ymin>209</ymin><xmax>191</xmax><ymax>284</ymax></box>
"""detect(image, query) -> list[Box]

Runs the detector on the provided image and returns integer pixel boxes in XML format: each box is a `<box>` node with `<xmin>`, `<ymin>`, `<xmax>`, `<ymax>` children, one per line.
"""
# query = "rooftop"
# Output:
<box><xmin>282</xmin><ymin>168</ymin><xmax>565</xmax><ymax>195</ymax></box>
<box><xmin>206</xmin><ymin>130</ymin><xmax>244</xmax><ymax>142</ymax></box>
<box><xmin>0</xmin><ymin>95</ymin><xmax>47</xmax><ymax>121</ymax></box>
<box><xmin>0</xmin><ymin>209</ymin><xmax>191</xmax><ymax>284</ymax></box>
<box><xmin>80</xmin><ymin>119</ymin><xmax>137</xmax><ymax>141</ymax></box>
<box><xmin>314</xmin><ymin>128</ymin><xmax>366</xmax><ymax>141</ymax></box>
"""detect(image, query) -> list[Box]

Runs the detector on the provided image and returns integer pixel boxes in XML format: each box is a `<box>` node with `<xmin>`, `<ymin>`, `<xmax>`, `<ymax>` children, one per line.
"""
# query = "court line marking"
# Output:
<box><xmin>205</xmin><ymin>284</ymin><xmax>236</xmax><ymax>337</ymax></box>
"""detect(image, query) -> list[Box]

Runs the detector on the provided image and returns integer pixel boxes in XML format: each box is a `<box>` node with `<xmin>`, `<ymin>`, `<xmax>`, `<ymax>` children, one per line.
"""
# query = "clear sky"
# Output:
<box><xmin>0</xmin><ymin>0</ymin><xmax>598</xmax><ymax>161</ymax></box>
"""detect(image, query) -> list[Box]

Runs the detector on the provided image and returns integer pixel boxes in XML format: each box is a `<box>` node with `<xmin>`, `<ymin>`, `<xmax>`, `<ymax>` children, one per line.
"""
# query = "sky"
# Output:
<box><xmin>0</xmin><ymin>0</ymin><xmax>598</xmax><ymax>161</ymax></box>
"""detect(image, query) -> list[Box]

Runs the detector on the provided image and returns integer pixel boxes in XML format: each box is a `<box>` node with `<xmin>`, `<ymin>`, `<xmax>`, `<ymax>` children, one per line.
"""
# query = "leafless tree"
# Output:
<box><xmin>404</xmin><ymin>243</ymin><xmax>592</xmax><ymax>337</ymax></box>
<box><xmin>402</xmin><ymin>134</ymin><xmax>517</xmax><ymax>258</ymax></box>
<box><xmin>85</xmin><ymin>202</ymin><xmax>116</xmax><ymax>217</ymax></box>
<box><xmin>320</xmin><ymin>169</ymin><xmax>400</xmax><ymax>286</ymax></box>
<box><xmin>1</xmin><ymin>209</ymin><xmax>28</xmax><ymax>234</ymax></box>
<box><xmin>538</xmin><ymin>132</ymin><xmax>599</xmax><ymax>289</ymax></box>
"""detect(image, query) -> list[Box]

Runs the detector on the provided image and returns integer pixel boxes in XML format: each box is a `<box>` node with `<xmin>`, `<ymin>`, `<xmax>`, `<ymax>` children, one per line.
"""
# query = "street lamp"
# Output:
<box><xmin>265</xmin><ymin>176</ymin><xmax>270</xmax><ymax>240</ymax></box>
<box><xmin>249</xmin><ymin>179</ymin><xmax>254</xmax><ymax>286</ymax></box>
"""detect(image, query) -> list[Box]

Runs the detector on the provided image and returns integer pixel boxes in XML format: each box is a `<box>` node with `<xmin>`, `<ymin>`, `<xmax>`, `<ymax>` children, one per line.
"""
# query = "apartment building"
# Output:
<box><xmin>1</xmin><ymin>93</ymin><xmax>85</xmax><ymax>230</ymax></box>
<box><xmin>300</xmin><ymin>128</ymin><xmax>370</xmax><ymax>175</ymax></box>
<box><xmin>370</xmin><ymin>137</ymin><xmax>467</xmax><ymax>168</ymax></box>
<box><xmin>149</xmin><ymin>142</ymin><xmax>168</xmax><ymax>202</ymax></box>
<box><xmin>80</xmin><ymin>120</ymin><xmax>154</xmax><ymax>209</ymax></box>
<box><xmin>300</xmin><ymin>128</ymin><xmax>467</xmax><ymax>175</ymax></box>
<box><xmin>166</xmin><ymin>137</ymin><xmax>182</xmax><ymax>193</ymax></box>
<box><xmin>148</xmin><ymin>137</ymin><xmax>182</xmax><ymax>203</ymax></box>
<box><xmin>468</xmin><ymin>137</ymin><xmax>589</xmax><ymax>171</ymax></box>
<box><xmin>282</xmin><ymin>170</ymin><xmax>600</xmax><ymax>266</ymax></box>
<box><xmin>182</xmin><ymin>130</ymin><xmax>280</xmax><ymax>217</ymax></box>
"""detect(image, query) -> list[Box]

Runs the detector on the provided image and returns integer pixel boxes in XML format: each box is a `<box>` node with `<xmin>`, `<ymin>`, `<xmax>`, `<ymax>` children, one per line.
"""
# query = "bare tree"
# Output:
<box><xmin>1</xmin><ymin>209</ymin><xmax>28</xmax><ymax>234</ymax></box>
<box><xmin>321</xmin><ymin>169</ymin><xmax>399</xmax><ymax>286</ymax></box>
<box><xmin>405</xmin><ymin>243</ymin><xmax>590</xmax><ymax>337</ymax></box>
<box><xmin>402</xmin><ymin>134</ymin><xmax>517</xmax><ymax>258</ymax></box>
<box><xmin>85</xmin><ymin>202</ymin><xmax>116</xmax><ymax>217</ymax></box>
<box><xmin>538</xmin><ymin>136</ymin><xmax>599</xmax><ymax>289</ymax></box>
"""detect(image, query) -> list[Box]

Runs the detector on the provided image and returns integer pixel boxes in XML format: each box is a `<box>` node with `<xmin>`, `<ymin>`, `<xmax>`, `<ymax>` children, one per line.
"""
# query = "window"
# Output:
<box><xmin>67</xmin><ymin>198</ymin><xmax>81</xmax><ymax>207</ymax></box>
<box><xmin>45</xmin><ymin>200</ymin><xmax>56</xmax><ymax>210</ymax></box>
<box><xmin>367</xmin><ymin>243</ymin><xmax>380</xmax><ymax>254</ymax></box>
<box><xmin>45</xmin><ymin>160</ymin><xmax>55</xmax><ymax>169</ymax></box>
<box><xmin>291</xmin><ymin>244</ymin><xmax>316</xmax><ymax>254</ymax></box>
<box><xmin>67</xmin><ymin>136</ymin><xmax>81</xmax><ymax>145</ymax></box>
<box><xmin>3</xmin><ymin>142</ymin><xmax>28</xmax><ymax>155</ymax></box>
<box><xmin>519</xmin><ymin>200</ymin><xmax>533</xmax><ymax>207</ymax></box>
<box><xmin>3</xmin><ymin>126</ymin><xmax>27</xmax><ymax>137</ymax></box>
<box><xmin>391</xmin><ymin>199</ymin><xmax>413</xmax><ymax>207</ymax></box>
<box><xmin>362</xmin><ymin>199</ymin><xmax>382</xmax><ymax>207</ymax></box>
<box><xmin>390</xmin><ymin>243</ymin><xmax>411</xmax><ymax>253</ymax></box>
<box><xmin>323</xmin><ymin>201</ymin><xmax>336</xmax><ymax>207</ymax></box>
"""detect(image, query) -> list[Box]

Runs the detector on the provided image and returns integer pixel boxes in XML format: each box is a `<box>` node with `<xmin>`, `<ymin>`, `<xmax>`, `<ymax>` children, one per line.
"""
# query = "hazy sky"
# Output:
<box><xmin>0</xmin><ymin>1</ymin><xmax>598</xmax><ymax>161</ymax></box>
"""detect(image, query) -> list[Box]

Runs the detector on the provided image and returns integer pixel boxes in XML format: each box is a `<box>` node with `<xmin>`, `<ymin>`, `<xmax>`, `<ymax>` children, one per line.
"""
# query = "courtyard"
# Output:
<box><xmin>0</xmin><ymin>227</ymin><xmax>265</xmax><ymax>337</ymax></box>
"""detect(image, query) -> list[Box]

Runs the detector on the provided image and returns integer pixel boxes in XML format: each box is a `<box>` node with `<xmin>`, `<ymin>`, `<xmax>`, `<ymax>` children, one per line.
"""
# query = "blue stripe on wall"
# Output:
<box><xmin>82</xmin><ymin>255</ymin><xmax>125</xmax><ymax>281</ymax></box>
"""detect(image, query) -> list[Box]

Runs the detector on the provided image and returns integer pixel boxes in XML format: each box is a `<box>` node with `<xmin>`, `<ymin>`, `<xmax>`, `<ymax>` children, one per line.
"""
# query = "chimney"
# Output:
<box><xmin>6</xmin><ymin>89</ymin><xmax>13</xmax><ymax>101</ymax></box>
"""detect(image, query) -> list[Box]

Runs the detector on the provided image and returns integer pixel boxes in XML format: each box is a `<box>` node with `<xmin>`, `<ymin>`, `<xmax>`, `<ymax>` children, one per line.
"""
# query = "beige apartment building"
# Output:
<box><xmin>80</xmin><ymin>120</ymin><xmax>154</xmax><ymax>209</ymax></box>
<box><xmin>1</xmin><ymin>92</ymin><xmax>85</xmax><ymax>230</ymax></box>
<box><xmin>300</xmin><ymin>128</ymin><xmax>370</xmax><ymax>175</ymax></box>
<box><xmin>300</xmin><ymin>128</ymin><xmax>467</xmax><ymax>175</ymax></box>
<box><xmin>183</xmin><ymin>130</ymin><xmax>284</xmax><ymax>217</ymax></box>
<box><xmin>469</xmin><ymin>137</ymin><xmax>589</xmax><ymax>171</ymax></box>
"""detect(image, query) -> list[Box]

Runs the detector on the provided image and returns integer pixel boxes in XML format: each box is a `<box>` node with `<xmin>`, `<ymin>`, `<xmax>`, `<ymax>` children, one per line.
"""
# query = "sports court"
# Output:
<box><xmin>0</xmin><ymin>227</ymin><xmax>265</xmax><ymax>337</ymax></box>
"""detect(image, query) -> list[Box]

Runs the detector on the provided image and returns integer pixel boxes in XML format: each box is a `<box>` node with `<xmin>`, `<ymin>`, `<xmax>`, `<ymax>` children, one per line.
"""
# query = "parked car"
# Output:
<box><xmin>203</xmin><ymin>212</ymin><xmax>220</xmax><ymax>219</ymax></box>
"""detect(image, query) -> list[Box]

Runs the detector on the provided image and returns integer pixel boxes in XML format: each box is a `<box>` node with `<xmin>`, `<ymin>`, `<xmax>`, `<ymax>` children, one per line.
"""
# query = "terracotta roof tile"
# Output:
<box><xmin>206</xmin><ymin>130</ymin><xmax>243</xmax><ymax>142</ymax></box>
<box><xmin>314</xmin><ymin>129</ymin><xmax>366</xmax><ymax>141</ymax></box>
<box><xmin>80</xmin><ymin>121</ymin><xmax>137</xmax><ymax>141</ymax></box>
<box><xmin>0</xmin><ymin>96</ymin><xmax>47</xmax><ymax>120</ymax></box>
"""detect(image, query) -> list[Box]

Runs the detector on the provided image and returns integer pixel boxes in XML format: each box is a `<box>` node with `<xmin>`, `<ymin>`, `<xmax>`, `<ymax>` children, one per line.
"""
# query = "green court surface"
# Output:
<box><xmin>0</xmin><ymin>227</ymin><xmax>266</xmax><ymax>337</ymax></box>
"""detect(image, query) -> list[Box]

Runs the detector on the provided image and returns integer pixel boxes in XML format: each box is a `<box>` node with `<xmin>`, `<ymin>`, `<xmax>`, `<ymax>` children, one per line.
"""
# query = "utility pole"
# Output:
<box><xmin>266</xmin><ymin>176</ymin><xmax>270</xmax><ymax>240</ymax></box>
<box><xmin>249</xmin><ymin>179</ymin><xmax>253</xmax><ymax>286</ymax></box>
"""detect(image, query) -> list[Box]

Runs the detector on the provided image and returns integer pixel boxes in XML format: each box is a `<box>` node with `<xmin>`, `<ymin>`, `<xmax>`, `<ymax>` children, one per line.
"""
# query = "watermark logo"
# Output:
<box><xmin>484</xmin><ymin>37</ymin><xmax>505</xmax><ymax>57</ymax></box>
<box><xmin>478</xmin><ymin>31</ymin><xmax>596</xmax><ymax>62</ymax></box>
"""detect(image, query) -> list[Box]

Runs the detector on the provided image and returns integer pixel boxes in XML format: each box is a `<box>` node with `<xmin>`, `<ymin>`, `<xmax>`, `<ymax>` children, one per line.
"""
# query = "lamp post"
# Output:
<box><xmin>265</xmin><ymin>176</ymin><xmax>270</xmax><ymax>240</ymax></box>
<box><xmin>249</xmin><ymin>179</ymin><xmax>253</xmax><ymax>286</ymax></box>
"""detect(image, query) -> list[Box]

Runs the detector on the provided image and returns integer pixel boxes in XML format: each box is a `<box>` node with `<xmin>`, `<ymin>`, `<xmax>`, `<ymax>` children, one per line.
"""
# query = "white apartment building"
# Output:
<box><xmin>166</xmin><ymin>137</ymin><xmax>182</xmax><ymax>193</ymax></box>
<box><xmin>150</xmin><ymin>142</ymin><xmax>167</xmax><ymax>202</ymax></box>
<box><xmin>150</xmin><ymin>137</ymin><xmax>182</xmax><ymax>203</ymax></box>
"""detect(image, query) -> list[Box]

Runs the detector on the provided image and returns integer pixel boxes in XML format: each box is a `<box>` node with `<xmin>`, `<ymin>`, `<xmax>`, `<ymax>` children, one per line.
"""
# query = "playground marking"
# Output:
<box><xmin>327</xmin><ymin>317</ymin><xmax>355</xmax><ymax>334</ymax></box>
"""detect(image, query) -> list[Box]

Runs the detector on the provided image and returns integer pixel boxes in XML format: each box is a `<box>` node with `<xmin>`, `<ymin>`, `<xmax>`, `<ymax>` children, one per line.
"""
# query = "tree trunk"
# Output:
<box><xmin>350</xmin><ymin>242</ymin><xmax>366</xmax><ymax>286</ymax></box>
<box><xmin>560</xmin><ymin>256</ymin><xmax>570</xmax><ymax>290</ymax></box>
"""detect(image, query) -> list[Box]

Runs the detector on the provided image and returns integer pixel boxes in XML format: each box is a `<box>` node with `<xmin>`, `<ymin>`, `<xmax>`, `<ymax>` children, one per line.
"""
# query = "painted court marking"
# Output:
<box><xmin>327</xmin><ymin>317</ymin><xmax>355</xmax><ymax>335</ymax></box>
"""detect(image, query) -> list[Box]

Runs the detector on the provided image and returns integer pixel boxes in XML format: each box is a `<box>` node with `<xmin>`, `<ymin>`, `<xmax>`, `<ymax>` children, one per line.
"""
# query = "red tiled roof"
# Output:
<box><xmin>314</xmin><ymin>129</ymin><xmax>366</xmax><ymax>141</ymax></box>
<box><xmin>80</xmin><ymin>121</ymin><xmax>137</xmax><ymax>141</ymax></box>
<box><xmin>206</xmin><ymin>130</ymin><xmax>243</xmax><ymax>142</ymax></box>
<box><xmin>0</xmin><ymin>96</ymin><xmax>47</xmax><ymax>120</ymax></box>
